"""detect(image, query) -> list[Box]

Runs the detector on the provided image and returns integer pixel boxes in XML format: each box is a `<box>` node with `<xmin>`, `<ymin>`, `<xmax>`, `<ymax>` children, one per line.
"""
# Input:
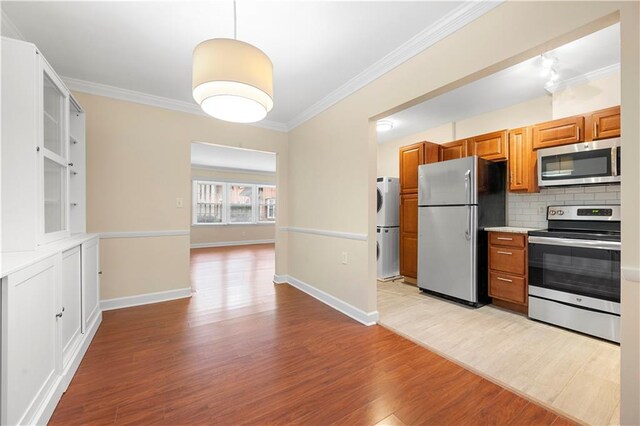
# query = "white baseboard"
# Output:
<box><xmin>101</xmin><ymin>287</ymin><xmax>192</xmax><ymax>311</ymax></box>
<box><xmin>190</xmin><ymin>239</ymin><xmax>275</xmax><ymax>249</ymax></box>
<box><xmin>273</xmin><ymin>274</ymin><xmax>288</xmax><ymax>284</ymax></box>
<box><xmin>280</xmin><ymin>274</ymin><xmax>379</xmax><ymax>326</ymax></box>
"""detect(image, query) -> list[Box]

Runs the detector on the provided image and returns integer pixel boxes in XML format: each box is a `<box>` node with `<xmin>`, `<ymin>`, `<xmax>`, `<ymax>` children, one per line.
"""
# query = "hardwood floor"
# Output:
<box><xmin>50</xmin><ymin>244</ymin><xmax>573</xmax><ymax>425</ymax></box>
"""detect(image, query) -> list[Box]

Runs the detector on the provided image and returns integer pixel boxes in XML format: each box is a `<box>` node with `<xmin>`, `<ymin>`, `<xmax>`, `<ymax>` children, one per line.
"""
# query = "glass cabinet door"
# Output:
<box><xmin>43</xmin><ymin>157</ymin><xmax>67</xmax><ymax>233</ymax></box>
<box><xmin>40</xmin><ymin>62</ymin><xmax>70</xmax><ymax>243</ymax></box>
<box><xmin>43</xmin><ymin>72</ymin><xmax>66</xmax><ymax>158</ymax></box>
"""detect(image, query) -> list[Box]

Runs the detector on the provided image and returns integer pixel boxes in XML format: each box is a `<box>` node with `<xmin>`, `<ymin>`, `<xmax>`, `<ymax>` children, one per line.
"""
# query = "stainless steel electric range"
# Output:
<box><xmin>528</xmin><ymin>205</ymin><xmax>621</xmax><ymax>342</ymax></box>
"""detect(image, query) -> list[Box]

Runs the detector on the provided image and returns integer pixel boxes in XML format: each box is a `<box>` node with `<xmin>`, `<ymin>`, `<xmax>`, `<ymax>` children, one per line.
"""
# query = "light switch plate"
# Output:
<box><xmin>176</xmin><ymin>198</ymin><xmax>184</xmax><ymax>208</ymax></box>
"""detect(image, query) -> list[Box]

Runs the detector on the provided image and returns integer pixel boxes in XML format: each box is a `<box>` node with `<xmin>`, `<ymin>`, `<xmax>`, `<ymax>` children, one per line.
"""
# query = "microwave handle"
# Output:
<box><xmin>612</xmin><ymin>146</ymin><xmax>618</xmax><ymax>176</ymax></box>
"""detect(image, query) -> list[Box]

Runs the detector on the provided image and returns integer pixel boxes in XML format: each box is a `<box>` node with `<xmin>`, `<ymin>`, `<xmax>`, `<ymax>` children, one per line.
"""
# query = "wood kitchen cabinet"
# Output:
<box><xmin>508</xmin><ymin>127</ymin><xmax>539</xmax><ymax>193</ymax></box>
<box><xmin>399</xmin><ymin>142</ymin><xmax>439</xmax><ymax>193</ymax></box>
<box><xmin>488</xmin><ymin>232</ymin><xmax>528</xmax><ymax>314</ymax></box>
<box><xmin>586</xmin><ymin>105</ymin><xmax>621</xmax><ymax>141</ymax></box>
<box><xmin>532</xmin><ymin>115</ymin><xmax>585</xmax><ymax>149</ymax></box>
<box><xmin>468</xmin><ymin>130</ymin><xmax>508</xmax><ymax>161</ymax></box>
<box><xmin>439</xmin><ymin>139</ymin><xmax>469</xmax><ymax>161</ymax></box>
<box><xmin>399</xmin><ymin>193</ymin><xmax>419</xmax><ymax>280</ymax></box>
<box><xmin>398</xmin><ymin>141</ymin><xmax>439</xmax><ymax>283</ymax></box>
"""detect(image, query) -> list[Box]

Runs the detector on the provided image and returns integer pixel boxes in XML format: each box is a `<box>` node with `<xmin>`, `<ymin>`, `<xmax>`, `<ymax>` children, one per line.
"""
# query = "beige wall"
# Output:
<box><xmin>455</xmin><ymin>95</ymin><xmax>552</xmax><ymax>138</ymax></box>
<box><xmin>553</xmin><ymin>71</ymin><xmax>621</xmax><ymax>119</ymax></box>
<box><xmin>190</xmin><ymin>166</ymin><xmax>276</xmax><ymax>246</ymax></box>
<box><xmin>76</xmin><ymin>92</ymin><xmax>288</xmax><ymax>301</ymax></box>
<box><xmin>287</xmin><ymin>2</ymin><xmax>638</xmax><ymax>422</ymax></box>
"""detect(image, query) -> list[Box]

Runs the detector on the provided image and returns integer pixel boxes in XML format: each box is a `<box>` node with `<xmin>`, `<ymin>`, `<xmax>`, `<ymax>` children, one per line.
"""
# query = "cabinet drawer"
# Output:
<box><xmin>489</xmin><ymin>232</ymin><xmax>526</xmax><ymax>248</ymax></box>
<box><xmin>489</xmin><ymin>272</ymin><xmax>526</xmax><ymax>304</ymax></box>
<box><xmin>489</xmin><ymin>247</ymin><xmax>526</xmax><ymax>275</ymax></box>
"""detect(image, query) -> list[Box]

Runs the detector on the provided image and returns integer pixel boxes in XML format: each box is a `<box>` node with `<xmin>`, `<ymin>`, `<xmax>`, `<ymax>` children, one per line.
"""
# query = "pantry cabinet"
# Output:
<box><xmin>508</xmin><ymin>127</ymin><xmax>539</xmax><ymax>193</ymax></box>
<box><xmin>398</xmin><ymin>142</ymin><xmax>439</xmax><ymax>282</ymax></box>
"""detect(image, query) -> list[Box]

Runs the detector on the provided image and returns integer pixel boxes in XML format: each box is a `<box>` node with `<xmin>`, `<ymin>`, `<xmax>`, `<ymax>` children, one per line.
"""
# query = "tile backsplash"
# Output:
<box><xmin>507</xmin><ymin>184</ymin><xmax>621</xmax><ymax>230</ymax></box>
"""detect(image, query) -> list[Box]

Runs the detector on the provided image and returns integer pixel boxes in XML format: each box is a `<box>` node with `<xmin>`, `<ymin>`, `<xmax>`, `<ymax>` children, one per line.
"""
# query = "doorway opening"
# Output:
<box><xmin>189</xmin><ymin>142</ymin><xmax>278</xmax><ymax>308</ymax></box>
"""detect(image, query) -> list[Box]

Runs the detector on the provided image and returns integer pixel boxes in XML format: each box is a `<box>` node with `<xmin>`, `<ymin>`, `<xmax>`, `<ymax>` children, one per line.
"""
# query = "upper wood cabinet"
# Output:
<box><xmin>399</xmin><ymin>141</ymin><xmax>438</xmax><ymax>194</ymax></box>
<box><xmin>587</xmin><ymin>106</ymin><xmax>620</xmax><ymax>141</ymax></box>
<box><xmin>468</xmin><ymin>130</ymin><xmax>508</xmax><ymax>161</ymax></box>
<box><xmin>439</xmin><ymin>139</ymin><xmax>468</xmax><ymax>161</ymax></box>
<box><xmin>399</xmin><ymin>142</ymin><xmax>424</xmax><ymax>194</ymax></box>
<box><xmin>508</xmin><ymin>127</ymin><xmax>538</xmax><ymax>193</ymax></box>
<box><xmin>532</xmin><ymin>116</ymin><xmax>585</xmax><ymax>149</ymax></box>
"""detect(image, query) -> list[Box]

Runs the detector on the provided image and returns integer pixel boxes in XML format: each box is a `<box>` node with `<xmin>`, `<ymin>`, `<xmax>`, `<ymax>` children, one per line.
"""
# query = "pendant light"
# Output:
<box><xmin>192</xmin><ymin>1</ymin><xmax>273</xmax><ymax>123</ymax></box>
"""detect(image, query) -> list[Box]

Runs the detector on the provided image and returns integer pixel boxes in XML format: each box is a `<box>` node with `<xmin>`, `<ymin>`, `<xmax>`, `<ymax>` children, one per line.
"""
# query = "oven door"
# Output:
<box><xmin>537</xmin><ymin>138</ymin><xmax>620</xmax><ymax>186</ymax></box>
<box><xmin>528</xmin><ymin>236</ymin><xmax>621</xmax><ymax>303</ymax></box>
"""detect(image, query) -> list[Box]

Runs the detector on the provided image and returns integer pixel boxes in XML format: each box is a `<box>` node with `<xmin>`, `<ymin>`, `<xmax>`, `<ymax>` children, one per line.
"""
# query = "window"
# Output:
<box><xmin>194</xmin><ymin>182</ymin><xmax>224</xmax><ymax>223</ymax></box>
<box><xmin>192</xmin><ymin>181</ymin><xmax>276</xmax><ymax>225</ymax></box>
<box><xmin>229</xmin><ymin>184</ymin><xmax>253</xmax><ymax>223</ymax></box>
<box><xmin>258</xmin><ymin>185</ymin><xmax>277</xmax><ymax>222</ymax></box>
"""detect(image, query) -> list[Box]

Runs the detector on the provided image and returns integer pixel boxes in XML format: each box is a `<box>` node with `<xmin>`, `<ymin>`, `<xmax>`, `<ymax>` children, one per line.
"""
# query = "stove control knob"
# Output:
<box><xmin>549</xmin><ymin>210</ymin><xmax>556</xmax><ymax>216</ymax></box>
<box><xmin>558</xmin><ymin>210</ymin><xmax>564</xmax><ymax>216</ymax></box>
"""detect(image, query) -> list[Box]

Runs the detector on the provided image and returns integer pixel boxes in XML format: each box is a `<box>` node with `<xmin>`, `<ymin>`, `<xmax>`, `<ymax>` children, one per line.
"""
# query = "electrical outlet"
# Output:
<box><xmin>538</xmin><ymin>206</ymin><xmax>546</xmax><ymax>215</ymax></box>
<box><xmin>176</xmin><ymin>198</ymin><xmax>184</xmax><ymax>208</ymax></box>
<box><xmin>341</xmin><ymin>252</ymin><xmax>348</xmax><ymax>265</ymax></box>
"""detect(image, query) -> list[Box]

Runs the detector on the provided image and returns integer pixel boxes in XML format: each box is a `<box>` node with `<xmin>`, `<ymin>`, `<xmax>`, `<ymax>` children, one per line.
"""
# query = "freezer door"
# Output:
<box><xmin>418</xmin><ymin>156</ymin><xmax>477</xmax><ymax>206</ymax></box>
<box><xmin>418</xmin><ymin>205</ymin><xmax>477</xmax><ymax>303</ymax></box>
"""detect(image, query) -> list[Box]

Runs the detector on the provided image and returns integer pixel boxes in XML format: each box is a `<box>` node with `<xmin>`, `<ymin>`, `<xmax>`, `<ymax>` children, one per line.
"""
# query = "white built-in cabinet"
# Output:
<box><xmin>1</xmin><ymin>37</ymin><xmax>101</xmax><ymax>426</ymax></box>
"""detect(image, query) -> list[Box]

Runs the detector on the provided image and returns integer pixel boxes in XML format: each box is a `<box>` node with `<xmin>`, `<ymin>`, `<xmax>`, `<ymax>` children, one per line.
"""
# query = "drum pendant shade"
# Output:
<box><xmin>192</xmin><ymin>38</ymin><xmax>273</xmax><ymax>123</ymax></box>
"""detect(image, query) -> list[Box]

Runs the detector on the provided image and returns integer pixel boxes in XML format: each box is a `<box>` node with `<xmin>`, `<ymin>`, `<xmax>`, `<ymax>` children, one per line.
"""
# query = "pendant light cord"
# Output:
<box><xmin>233</xmin><ymin>0</ymin><xmax>237</xmax><ymax>40</ymax></box>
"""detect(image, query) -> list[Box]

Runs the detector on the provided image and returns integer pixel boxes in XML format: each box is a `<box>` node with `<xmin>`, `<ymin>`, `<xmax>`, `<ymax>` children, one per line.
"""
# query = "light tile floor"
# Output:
<box><xmin>377</xmin><ymin>279</ymin><xmax>620</xmax><ymax>425</ymax></box>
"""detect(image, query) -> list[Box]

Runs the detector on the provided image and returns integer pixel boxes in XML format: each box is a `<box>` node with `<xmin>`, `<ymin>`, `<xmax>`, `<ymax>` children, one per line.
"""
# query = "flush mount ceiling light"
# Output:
<box><xmin>192</xmin><ymin>1</ymin><xmax>273</xmax><ymax>123</ymax></box>
<box><xmin>376</xmin><ymin>120</ymin><xmax>394</xmax><ymax>132</ymax></box>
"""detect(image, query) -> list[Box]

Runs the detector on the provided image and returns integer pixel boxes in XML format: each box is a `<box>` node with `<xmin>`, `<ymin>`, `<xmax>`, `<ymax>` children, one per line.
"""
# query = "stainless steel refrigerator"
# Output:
<box><xmin>417</xmin><ymin>156</ymin><xmax>505</xmax><ymax>306</ymax></box>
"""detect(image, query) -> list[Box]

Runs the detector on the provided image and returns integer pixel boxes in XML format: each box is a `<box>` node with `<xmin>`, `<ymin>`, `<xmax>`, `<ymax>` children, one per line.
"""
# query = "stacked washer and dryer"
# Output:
<box><xmin>376</xmin><ymin>177</ymin><xmax>400</xmax><ymax>280</ymax></box>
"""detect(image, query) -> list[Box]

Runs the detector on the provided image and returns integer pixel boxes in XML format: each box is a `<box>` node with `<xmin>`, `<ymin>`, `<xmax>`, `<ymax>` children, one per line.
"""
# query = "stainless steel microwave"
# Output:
<box><xmin>537</xmin><ymin>137</ymin><xmax>621</xmax><ymax>187</ymax></box>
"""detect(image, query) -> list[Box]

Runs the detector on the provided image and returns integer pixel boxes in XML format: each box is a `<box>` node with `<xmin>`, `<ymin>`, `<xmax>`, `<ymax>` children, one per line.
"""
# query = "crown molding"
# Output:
<box><xmin>1</xmin><ymin>10</ymin><xmax>25</xmax><ymax>41</ymax></box>
<box><xmin>61</xmin><ymin>76</ymin><xmax>289</xmax><ymax>133</ymax></box>
<box><xmin>545</xmin><ymin>63</ymin><xmax>620</xmax><ymax>93</ymax></box>
<box><xmin>285</xmin><ymin>0</ymin><xmax>503</xmax><ymax>130</ymax></box>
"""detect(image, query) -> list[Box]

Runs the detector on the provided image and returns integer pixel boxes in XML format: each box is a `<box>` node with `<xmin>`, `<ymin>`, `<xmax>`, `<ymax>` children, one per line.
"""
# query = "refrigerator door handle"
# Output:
<box><xmin>464</xmin><ymin>170</ymin><xmax>471</xmax><ymax>204</ymax></box>
<box><xmin>465</xmin><ymin>205</ymin><xmax>472</xmax><ymax>240</ymax></box>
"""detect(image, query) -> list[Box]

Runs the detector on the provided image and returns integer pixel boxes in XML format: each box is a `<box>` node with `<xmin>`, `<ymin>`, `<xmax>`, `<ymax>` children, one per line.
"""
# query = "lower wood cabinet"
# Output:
<box><xmin>1</xmin><ymin>235</ymin><xmax>102</xmax><ymax>425</ymax></box>
<box><xmin>488</xmin><ymin>232</ymin><xmax>528</xmax><ymax>313</ymax></box>
<box><xmin>399</xmin><ymin>193</ymin><xmax>418</xmax><ymax>281</ymax></box>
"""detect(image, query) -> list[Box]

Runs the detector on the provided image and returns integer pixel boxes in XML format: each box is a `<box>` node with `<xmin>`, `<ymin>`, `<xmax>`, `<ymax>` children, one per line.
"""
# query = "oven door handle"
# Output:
<box><xmin>528</xmin><ymin>236</ymin><xmax>620</xmax><ymax>251</ymax></box>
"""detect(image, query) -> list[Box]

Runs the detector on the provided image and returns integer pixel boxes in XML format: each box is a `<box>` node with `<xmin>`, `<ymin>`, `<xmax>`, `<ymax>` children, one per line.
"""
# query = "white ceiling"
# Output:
<box><xmin>1</xmin><ymin>1</ymin><xmax>500</xmax><ymax>131</ymax></box>
<box><xmin>377</xmin><ymin>23</ymin><xmax>620</xmax><ymax>143</ymax></box>
<box><xmin>191</xmin><ymin>142</ymin><xmax>276</xmax><ymax>173</ymax></box>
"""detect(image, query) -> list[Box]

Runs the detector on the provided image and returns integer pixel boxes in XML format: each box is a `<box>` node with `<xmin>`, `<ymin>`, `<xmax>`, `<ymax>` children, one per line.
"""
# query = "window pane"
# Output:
<box><xmin>44</xmin><ymin>157</ymin><xmax>67</xmax><ymax>233</ymax></box>
<box><xmin>43</xmin><ymin>72</ymin><xmax>65</xmax><ymax>156</ymax></box>
<box><xmin>229</xmin><ymin>184</ymin><xmax>253</xmax><ymax>223</ymax></box>
<box><xmin>195</xmin><ymin>182</ymin><xmax>224</xmax><ymax>223</ymax></box>
<box><xmin>258</xmin><ymin>186</ymin><xmax>277</xmax><ymax>222</ymax></box>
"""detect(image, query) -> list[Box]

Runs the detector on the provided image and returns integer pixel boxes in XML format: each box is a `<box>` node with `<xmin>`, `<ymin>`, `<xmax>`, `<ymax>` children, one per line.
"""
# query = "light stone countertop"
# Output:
<box><xmin>484</xmin><ymin>226</ymin><xmax>541</xmax><ymax>234</ymax></box>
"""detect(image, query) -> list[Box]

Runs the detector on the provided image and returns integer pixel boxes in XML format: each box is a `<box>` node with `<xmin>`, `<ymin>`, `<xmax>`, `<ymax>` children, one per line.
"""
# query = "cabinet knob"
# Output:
<box><xmin>68</xmin><ymin>162</ymin><xmax>74</xmax><ymax>167</ymax></box>
<box><xmin>56</xmin><ymin>312</ymin><xmax>63</xmax><ymax>318</ymax></box>
<box><xmin>98</xmin><ymin>271</ymin><xmax>103</xmax><ymax>275</ymax></box>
